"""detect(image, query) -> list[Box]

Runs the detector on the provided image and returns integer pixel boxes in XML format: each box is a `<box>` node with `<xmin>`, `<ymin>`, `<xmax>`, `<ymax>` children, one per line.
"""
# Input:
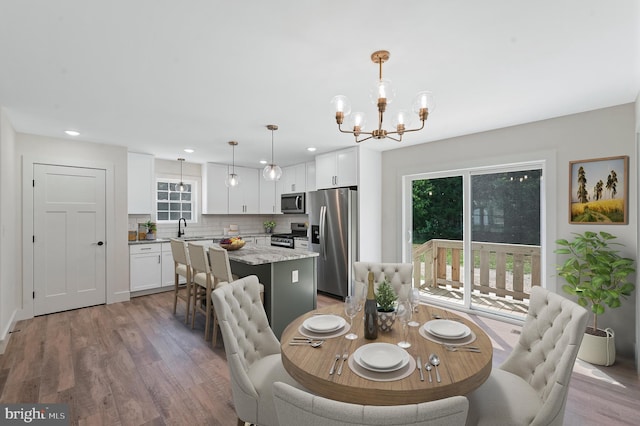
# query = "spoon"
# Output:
<box><xmin>424</xmin><ymin>363</ymin><xmax>433</xmax><ymax>383</ymax></box>
<box><xmin>288</xmin><ymin>340</ymin><xmax>324</xmax><ymax>347</ymax></box>
<box><xmin>429</xmin><ymin>353</ymin><xmax>441</xmax><ymax>383</ymax></box>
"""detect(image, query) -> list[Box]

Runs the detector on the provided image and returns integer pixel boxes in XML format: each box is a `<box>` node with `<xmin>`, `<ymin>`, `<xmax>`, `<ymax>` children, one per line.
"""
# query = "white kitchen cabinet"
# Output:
<box><xmin>315</xmin><ymin>147</ymin><xmax>358</xmax><ymax>189</ymax></box>
<box><xmin>281</xmin><ymin>163</ymin><xmax>306</xmax><ymax>194</ymax></box>
<box><xmin>202</xmin><ymin>163</ymin><xmax>229</xmax><ymax>214</ymax></box>
<box><xmin>128</xmin><ymin>152</ymin><xmax>155</xmax><ymax>214</ymax></box>
<box><xmin>259</xmin><ymin>178</ymin><xmax>277</xmax><ymax>214</ymax></box>
<box><xmin>305</xmin><ymin>161</ymin><xmax>316</xmax><ymax>193</ymax></box>
<box><xmin>130</xmin><ymin>244</ymin><xmax>162</xmax><ymax>292</ymax></box>
<box><xmin>255</xmin><ymin>235</ymin><xmax>271</xmax><ymax>246</ymax></box>
<box><xmin>228</xmin><ymin>166</ymin><xmax>259</xmax><ymax>214</ymax></box>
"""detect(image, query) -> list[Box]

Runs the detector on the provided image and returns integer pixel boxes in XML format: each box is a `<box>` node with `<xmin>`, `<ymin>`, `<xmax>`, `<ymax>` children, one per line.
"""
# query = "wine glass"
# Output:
<box><xmin>344</xmin><ymin>296</ymin><xmax>358</xmax><ymax>340</ymax></box>
<box><xmin>396</xmin><ymin>300</ymin><xmax>412</xmax><ymax>348</ymax></box>
<box><xmin>408</xmin><ymin>288</ymin><xmax>420</xmax><ymax>327</ymax></box>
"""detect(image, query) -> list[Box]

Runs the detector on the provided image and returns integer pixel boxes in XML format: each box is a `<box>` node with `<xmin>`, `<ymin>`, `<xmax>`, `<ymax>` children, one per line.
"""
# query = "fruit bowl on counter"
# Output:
<box><xmin>219</xmin><ymin>237</ymin><xmax>245</xmax><ymax>251</ymax></box>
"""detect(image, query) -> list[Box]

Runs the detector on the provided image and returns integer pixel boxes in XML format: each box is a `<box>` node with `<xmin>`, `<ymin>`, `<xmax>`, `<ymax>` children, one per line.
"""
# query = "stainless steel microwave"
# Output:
<box><xmin>281</xmin><ymin>192</ymin><xmax>305</xmax><ymax>214</ymax></box>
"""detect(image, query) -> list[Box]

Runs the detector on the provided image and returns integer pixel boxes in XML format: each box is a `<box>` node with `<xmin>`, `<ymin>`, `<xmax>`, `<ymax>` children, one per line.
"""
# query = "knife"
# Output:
<box><xmin>416</xmin><ymin>356</ymin><xmax>424</xmax><ymax>381</ymax></box>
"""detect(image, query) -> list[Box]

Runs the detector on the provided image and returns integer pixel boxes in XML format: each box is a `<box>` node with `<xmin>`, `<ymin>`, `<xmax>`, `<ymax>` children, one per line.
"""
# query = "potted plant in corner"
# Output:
<box><xmin>555</xmin><ymin>231</ymin><xmax>635</xmax><ymax>366</ymax></box>
<box><xmin>376</xmin><ymin>279</ymin><xmax>398</xmax><ymax>332</ymax></box>
<box><xmin>144</xmin><ymin>220</ymin><xmax>157</xmax><ymax>240</ymax></box>
<box><xmin>263</xmin><ymin>220</ymin><xmax>276</xmax><ymax>234</ymax></box>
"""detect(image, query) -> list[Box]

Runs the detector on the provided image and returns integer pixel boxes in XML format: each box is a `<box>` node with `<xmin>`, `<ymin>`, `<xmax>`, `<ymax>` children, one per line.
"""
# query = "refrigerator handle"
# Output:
<box><xmin>319</xmin><ymin>205</ymin><xmax>327</xmax><ymax>259</ymax></box>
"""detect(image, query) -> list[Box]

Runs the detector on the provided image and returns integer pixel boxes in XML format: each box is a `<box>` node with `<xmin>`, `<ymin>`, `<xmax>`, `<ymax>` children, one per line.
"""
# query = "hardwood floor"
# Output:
<box><xmin>1</xmin><ymin>291</ymin><xmax>638</xmax><ymax>425</ymax></box>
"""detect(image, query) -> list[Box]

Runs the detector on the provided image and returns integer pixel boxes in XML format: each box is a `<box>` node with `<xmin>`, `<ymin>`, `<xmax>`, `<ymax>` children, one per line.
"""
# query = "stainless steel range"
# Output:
<box><xmin>271</xmin><ymin>222</ymin><xmax>308</xmax><ymax>249</ymax></box>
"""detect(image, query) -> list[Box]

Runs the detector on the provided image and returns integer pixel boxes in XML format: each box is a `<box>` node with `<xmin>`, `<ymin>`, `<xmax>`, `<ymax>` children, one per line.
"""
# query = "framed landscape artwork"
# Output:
<box><xmin>569</xmin><ymin>155</ymin><xmax>628</xmax><ymax>224</ymax></box>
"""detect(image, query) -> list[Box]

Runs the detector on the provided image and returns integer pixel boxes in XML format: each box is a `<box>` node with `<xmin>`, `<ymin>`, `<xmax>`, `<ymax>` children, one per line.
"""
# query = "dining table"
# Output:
<box><xmin>280</xmin><ymin>303</ymin><xmax>493</xmax><ymax>406</ymax></box>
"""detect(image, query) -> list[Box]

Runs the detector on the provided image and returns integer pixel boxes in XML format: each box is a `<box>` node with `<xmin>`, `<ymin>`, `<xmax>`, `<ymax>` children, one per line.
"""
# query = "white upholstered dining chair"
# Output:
<box><xmin>273</xmin><ymin>381</ymin><xmax>469</xmax><ymax>426</ymax></box>
<box><xmin>465</xmin><ymin>286</ymin><xmax>588</xmax><ymax>426</ymax></box>
<box><xmin>211</xmin><ymin>275</ymin><xmax>304</xmax><ymax>426</ymax></box>
<box><xmin>353</xmin><ymin>262</ymin><xmax>414</xmax><ymax>301</ymax></box>
<box><xmin>169</xmin><ymin>238</ymin><xmax>193</xmax><ymax>324</ymax></box>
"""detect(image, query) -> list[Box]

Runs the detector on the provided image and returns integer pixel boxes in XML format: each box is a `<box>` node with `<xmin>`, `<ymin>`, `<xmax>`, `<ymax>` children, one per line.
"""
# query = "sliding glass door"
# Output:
<box><xmin>405</xmin><ymin>163</ymin><xmax>543</xmax><ymax>318</ymax></box>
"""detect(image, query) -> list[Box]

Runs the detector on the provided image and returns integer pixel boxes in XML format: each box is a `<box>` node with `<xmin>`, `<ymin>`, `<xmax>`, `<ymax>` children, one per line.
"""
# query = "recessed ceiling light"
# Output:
<box><xmin>259</xmin><ymin>160</ymin><xmax>267</xmax><ymax>165</ymax></box>
<box><xmin>64</xmin><ymin>130</ymin><xmax>80</xmax><ymax>136</ymax></box>
<box><xmin>307</xmin><ymin>147</ymin><xmax>317</xmax><ymax>152</ymax></box>
<box><xmin>184</xmin><ymin>148</ymin><xmax>194</xmax><ymax>153</ymax></box>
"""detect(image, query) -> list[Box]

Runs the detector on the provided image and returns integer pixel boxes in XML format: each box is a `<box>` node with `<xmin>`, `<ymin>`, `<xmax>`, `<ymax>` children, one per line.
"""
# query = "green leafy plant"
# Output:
<box><xmin>144</xmin><ymin>220</ymin><xmax>157</xmax><ymax>233</ymax></box>
<box><xmin>555</xmin><ymin>231</ymin><xmax>635</xmax><ymax>333</ymax></box>
<box><xmin>375</xmin><ymin>279</ymin><xmax>398</xmax><ymax>312</ymax></box>
<box><xmin>263</xmin><ymin>220</ymin><xmax>276</xmax><ymax>230</ymax></box>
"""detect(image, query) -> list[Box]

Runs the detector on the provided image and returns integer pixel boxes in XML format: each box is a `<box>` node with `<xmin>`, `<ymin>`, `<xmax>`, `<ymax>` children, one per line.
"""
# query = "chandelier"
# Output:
<box><xmin>331</xmin><ymin>50</ymin><xmax>435</xmax><ymax>143</ymax></box>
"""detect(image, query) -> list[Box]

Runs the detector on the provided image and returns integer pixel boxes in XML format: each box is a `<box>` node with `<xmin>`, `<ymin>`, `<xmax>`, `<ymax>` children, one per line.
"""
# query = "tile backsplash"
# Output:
<box><xmin>128</xmin><ymin>214</ymin><xmax>308</xmax><ymax>239</ymax></box>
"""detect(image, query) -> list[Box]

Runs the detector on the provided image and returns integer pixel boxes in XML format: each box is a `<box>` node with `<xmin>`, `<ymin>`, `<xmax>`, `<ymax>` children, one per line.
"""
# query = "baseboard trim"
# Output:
<box><xmin>0</xmin><ymin>309</ymin><xmax>18</xmax><ymax>355</ymax></box>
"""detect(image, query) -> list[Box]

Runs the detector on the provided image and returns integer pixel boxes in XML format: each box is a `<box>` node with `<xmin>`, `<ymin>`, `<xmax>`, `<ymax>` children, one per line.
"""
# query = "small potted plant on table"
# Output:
<box><xmin>555</xmin><ymin>231</ymin><xmax>635</xmax><ymax>366</ymax></box>
<box><xmin>376</xmin><ymin>279</ymin><xmax>398</xmax><ymax>332</ymax></box>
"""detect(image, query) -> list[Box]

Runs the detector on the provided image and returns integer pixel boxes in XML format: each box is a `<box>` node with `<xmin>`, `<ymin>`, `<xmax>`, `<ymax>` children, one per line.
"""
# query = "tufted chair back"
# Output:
<box><xmin>274</xmin><ymin>381</ymin><xmax>469</xmax><ymax>426</ymax></box>
<box><xmin>500</xmin><ymin>286</ymin><xmax>588</xmax><ymax>425</ymax></box>
<box><xmin>170</xmin><ymin>238</ymin><xmax>190</xmax><ymax>266</ymax></box>
<box><xmin>353</xmin><ymin>262</ymin><xmax>414</xmax><ymax>301</ymax></box>
<box><xmin>211</xmin><ymin>275</ymin><xmax>281</xmax><ymax>424</ymax></box>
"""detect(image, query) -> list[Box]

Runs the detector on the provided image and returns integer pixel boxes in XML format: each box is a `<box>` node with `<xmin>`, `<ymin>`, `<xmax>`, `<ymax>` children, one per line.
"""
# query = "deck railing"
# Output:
<box><xmin>413</xmin><ymin>239</ymin><xmax>541</xmax><ymax>301</ymax></box>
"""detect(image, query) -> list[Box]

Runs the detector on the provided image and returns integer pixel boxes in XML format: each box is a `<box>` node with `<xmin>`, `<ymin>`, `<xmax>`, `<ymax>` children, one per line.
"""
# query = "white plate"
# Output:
<box><xmin>353</xmin><ymin>343</ymin><xmax>410</xmax><ymax>372</ymax></box>
<box><xmin>302</xmin><ymin>315</ymin><xmax>346</xmax><ymax>333</ymax></box>
<box><xmin>424</xmin><ymin>320</ymin><xmax>471</xmax><ymax>339</ymax></box>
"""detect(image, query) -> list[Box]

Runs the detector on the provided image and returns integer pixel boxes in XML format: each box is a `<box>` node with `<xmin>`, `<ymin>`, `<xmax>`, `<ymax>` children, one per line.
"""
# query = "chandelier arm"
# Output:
<box><xmin>385</xmin><ymin>134</ymin><xmax>402</xmax><ymax>142</ymax></box>
<box><xmin>355</xmin><ymin>134</ymin><xmax>374</xmax><ymax>143</ymax></box>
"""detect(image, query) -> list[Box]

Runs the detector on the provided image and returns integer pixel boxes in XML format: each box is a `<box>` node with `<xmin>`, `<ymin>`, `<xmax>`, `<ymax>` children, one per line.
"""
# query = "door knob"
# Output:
<box><xmin>97</xmin><ymin>241</ymin><xmax>104</xmax><ymax>246</ymax></box>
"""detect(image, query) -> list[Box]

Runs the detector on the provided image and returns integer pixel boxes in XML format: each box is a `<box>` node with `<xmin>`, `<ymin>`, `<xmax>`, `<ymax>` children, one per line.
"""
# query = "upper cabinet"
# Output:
<box><xmin>228</xmin><ymin>166</ymin><xmax>259</xmax><ymax>214</ymax></box>
<box><xmin>260</xmin><ymin>177</ymin><xmax>278</xmax><ymax>214</ymax></box>
<box><xmin>202</xmin><ymin>163</ymin><xmax>229</xmax><ymax>214</ymax></box>
<box><xmin>203</xmin><ymin>163</ymin><xmax>260</xmax><ymax>214</ymax></box>
<box><xmin>128</xmin><ymin>152</ymin><xmax>155</xmax><ymax>214</ymax></box>
<box><xmin>315</xmin><ymin>147</ymin><xmax>358</xmax><ymax>189</ymax></box>
<box><xmin>281</xmin><ymin>163</ymin><xmax>307</xmax><ymax>194</ymax></box>
<box><xmin>306</xmin><ymin>161</ymin><xmax>316</xmax><ymax>193</ymax></box>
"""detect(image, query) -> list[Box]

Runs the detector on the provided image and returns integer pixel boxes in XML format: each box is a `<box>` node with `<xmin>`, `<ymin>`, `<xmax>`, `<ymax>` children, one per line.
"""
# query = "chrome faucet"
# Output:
<box><xmin>178</xmin><ymin>217</ymin><xmax>187</xmax><ymax>237</ymax></box>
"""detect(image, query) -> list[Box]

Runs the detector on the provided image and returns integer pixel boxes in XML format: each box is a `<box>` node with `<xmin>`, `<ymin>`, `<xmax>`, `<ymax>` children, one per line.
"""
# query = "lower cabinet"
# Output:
<box><xmin>130</xmin><ymin>242</ymin><xmax>183</xmax><ymax>293</ymax></box>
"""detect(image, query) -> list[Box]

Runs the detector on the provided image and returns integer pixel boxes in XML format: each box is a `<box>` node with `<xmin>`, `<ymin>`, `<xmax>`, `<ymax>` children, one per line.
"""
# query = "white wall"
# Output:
<box><xmin>382</xmin><ymin>104</ymin><xmax>637</xmax><ymax>357</ymax></box>
<box><xmin>358</xmin><ymin>146</ymin><xmax>382</xmax><ymax>262</ymax></box>
<box><xmin>17</xmin><ymin>133</ymin><xmax>129</xmax><ymax>320</ymax></box>
<box><xmin>0</xmin><ymin>108</ymin><xmax>20</xmax><ymax>353</ymax></box>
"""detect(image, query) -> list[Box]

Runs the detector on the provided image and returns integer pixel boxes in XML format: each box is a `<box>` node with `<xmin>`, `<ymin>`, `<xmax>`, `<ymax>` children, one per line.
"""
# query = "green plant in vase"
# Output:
<box><xmin>375</xmin><ymin>279</ymin><xmax>398</xmax><ymax>332</ymax></box>
<box><xmin>144</xmin><ymin>220</ymin><xmax>157</xmax><ymax>240</ymax></box>
<box><xmin>263</xmin><ymin>220</ymin><xmax>276</xmax><ymax>233</ymax></box>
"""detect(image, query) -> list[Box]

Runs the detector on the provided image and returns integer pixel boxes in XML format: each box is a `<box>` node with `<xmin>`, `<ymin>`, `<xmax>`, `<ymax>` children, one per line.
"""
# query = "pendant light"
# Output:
<box><xmin>225</xmin><ymin>141</ymin><xmax>240</xmax><ymax>187</ymax></box>
<box><xmin>263</xmin><ymin>124</ymin><xmax>282</xmax><ymax>181</ymax></box>
<box><xmin>177</xmin><ymin>158</ymin><xmax>186</xmax><ymax>191</ymax></box>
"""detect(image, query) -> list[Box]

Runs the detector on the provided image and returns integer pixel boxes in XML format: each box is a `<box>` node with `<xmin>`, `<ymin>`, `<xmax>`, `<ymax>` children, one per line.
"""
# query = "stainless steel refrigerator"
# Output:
<box><xmin>308</xmin><ymin>188</ymin><xmax>358</xmax><ymax>298</ymax></box>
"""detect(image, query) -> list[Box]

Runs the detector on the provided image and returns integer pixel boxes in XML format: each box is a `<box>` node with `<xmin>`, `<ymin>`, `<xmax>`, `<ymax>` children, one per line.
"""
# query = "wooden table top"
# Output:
<box><xmin>280</xmin><ymin>304</ymin><xmax>492</xmax><ymax>406</ymax></box>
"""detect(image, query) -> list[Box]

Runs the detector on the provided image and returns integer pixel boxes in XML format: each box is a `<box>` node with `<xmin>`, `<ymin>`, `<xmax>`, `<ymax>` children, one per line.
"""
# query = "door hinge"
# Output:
<box><xmin>33</xmin><ymin>235</ymin><xmax>35</xmax><ymax>243</ymax></box>
<box><xmin>33</xmin><ymin>291</ymin><xmax>35</xmax><ymax>299</ymax></box>
<box><xmin>33</xmin><ymin>179</ymin><xmax>35</xmax><ymax>187</ymax></box>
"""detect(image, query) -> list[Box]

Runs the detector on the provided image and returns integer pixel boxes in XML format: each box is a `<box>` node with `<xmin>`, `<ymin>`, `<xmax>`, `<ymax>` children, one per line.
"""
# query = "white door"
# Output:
<box><xmin>33</xmin><ymin>164</ymin><xmax>107</xmax><ymax>315</ymax></box>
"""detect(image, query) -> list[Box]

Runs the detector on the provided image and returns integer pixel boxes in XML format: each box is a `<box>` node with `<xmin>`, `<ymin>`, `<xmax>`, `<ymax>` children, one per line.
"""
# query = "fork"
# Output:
<box><xmin>329</xmin><ymin>353</ymin><xmax>341</xmax><ymax>375</ymax></box>
<box><xmin>337</xmin><ymin>350</ymin><xmax>349</xmax><ymax>375</ymax></box>
<box><xmin>444</xmin><ymin>345</ymin><xmax>481</xmax><ymax>353</ymax></box>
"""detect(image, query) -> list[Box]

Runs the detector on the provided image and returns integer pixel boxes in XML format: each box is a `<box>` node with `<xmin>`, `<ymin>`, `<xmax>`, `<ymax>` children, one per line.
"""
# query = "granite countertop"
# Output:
<box><xmin>226</xmin><ymin>244</ymin><xmax>318</xmax><ymax>266</ymax></box>
<box><xmin>128</xmin><ymin>233</ymin><xmax>272</xmax><ymax>245</ymax></box>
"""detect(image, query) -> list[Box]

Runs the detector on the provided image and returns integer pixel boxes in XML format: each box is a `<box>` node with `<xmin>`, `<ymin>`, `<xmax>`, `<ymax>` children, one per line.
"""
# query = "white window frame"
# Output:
<box><xmin>155</xmin><ymin>178</ymin><xmax>198</xmax><ymax>223</ymax></box>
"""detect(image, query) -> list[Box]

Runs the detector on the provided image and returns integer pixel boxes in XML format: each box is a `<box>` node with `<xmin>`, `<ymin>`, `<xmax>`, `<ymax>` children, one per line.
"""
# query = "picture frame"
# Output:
<box><xmin>569</xmin><ymin>155</ymin><xmax>628</xmax><ymax>224</ymax></box>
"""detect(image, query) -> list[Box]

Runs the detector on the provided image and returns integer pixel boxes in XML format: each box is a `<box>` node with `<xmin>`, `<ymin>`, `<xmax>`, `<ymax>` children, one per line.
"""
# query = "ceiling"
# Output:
<box><xmin>0</xmin><ymin>1</ymin><xmax>638</xmax><ymax>169</ymax></box>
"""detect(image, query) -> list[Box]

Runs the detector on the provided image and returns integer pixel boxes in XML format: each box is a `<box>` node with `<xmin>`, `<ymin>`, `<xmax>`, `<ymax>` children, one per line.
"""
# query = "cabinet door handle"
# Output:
<box><xmin>158</xmin><ymin>255</ymin><xmax>161</xmax><ymax>264</ymax></box>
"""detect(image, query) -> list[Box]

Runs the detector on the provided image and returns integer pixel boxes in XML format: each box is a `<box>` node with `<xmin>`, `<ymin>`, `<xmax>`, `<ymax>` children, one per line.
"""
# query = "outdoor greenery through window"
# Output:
<box><xmin>156</xmin><ymin>180</ymin><xmax>193</xmax><ymax>222</ymax></box>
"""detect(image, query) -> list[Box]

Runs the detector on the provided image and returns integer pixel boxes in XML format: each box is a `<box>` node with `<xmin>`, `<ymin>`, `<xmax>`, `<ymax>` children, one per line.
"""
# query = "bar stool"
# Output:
<box><xmin>169</xmin><ymin>239</ymin><xmax>193</xmax><ymax>324</ymax></box>
<box><xmin>188</xmin><ymin>243</ymin><xmax>216</xmax><ymax>341</ymax></box>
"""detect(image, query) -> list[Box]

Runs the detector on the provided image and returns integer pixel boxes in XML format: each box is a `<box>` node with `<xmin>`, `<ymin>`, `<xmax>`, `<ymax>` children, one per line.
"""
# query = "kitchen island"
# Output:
<box><xmin>207</xmin><ymin>244</ymin><xmax>319</xmax><ymax>339</ymax></box>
